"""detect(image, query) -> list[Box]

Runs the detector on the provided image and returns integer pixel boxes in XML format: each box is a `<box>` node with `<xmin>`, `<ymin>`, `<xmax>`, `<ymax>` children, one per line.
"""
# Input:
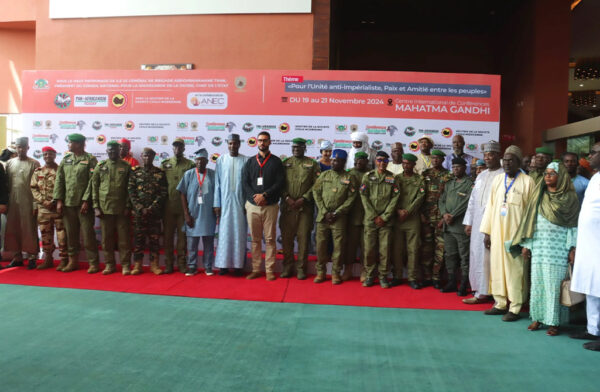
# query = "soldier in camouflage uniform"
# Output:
<box><xmin>128</xmin><ymin>148</ymin><xmax>168</xmax><ymax>275</ymax></box>
<box><xmin>91</xmin><ymin>141</ymin><xmax>133</xmax><ymax>275</ymax></box>
<box><xmin>420</xmin><ymin>149</ymin><xmax>453</xmax><ymax>288</ymax></box>
<box><xmin>392</xmin><ymin>153</ymin><xmax>426</xmax><ymax>289</ymax></box>
<box><xmin>53</xmin><ymin>133</ymin><xmax>99</xmax><ymax>273</ymax></box>
<box><xmin>312</xmin><ymin>149</ymin><xmax>358</xmax><ymax>284</ymax></box>
<box><xmin>279</xmin><ymin>138</ymin><xmax>320</xmax><ymax>280</ymax></box>
<box><xmin>344</xmin><ymin>151</ymin><xmax>369</xmax><ymax>281</ymax></box>
<box><xmin>161</xmin><ymin>138</ymin><xmax>195</xmax><ymax>273</ymax></box>
<box><xmin>360</xmin><ymin>151</ymin><xmax>401</xmax><ymax>288</ymax></box>
<box><xmin>30</xmin><ymin>146</ymin><xmax>67</xmax><ymax>269</ymax></box>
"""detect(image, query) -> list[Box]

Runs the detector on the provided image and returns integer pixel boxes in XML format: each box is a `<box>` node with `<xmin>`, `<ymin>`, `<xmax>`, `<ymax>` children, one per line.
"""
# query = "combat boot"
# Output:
<box><xmin>457</xmin><ymin>277</ymin><xmax>469</xmax><ymax>297</ymax></box>
<box><xmin>62</xmin><ymin>256</ymin><xmax>79</xmax><ymax>272</ymax></box>
<box><xmin>360</xmin><ymin>270</ymin><xmax>367</xmax><ymax>283</ymax></box>
<box><xmin>102</xmin><ymin>262</ymin><xmax>116</xmax><ymax>275</ymax></box>
<box><xmin>178</xmin><ymin>260</ymin><xmax>187</xmax><ymax>274</ymax></box>
<box><xmin>121</xmin><ymin>262</ymin><xmax>131</xmax><ymax>276</ymax></box>
<box><xmin>341</xmin><ymin>265</ymin><xmax>353</xmax><ymax>281</ymax></box>
<box><xmin>131</xmin><ymin>260</ymin><xmax>143</xmax><ymax>275</ymax></box>
<box><xmin>313</xmin><ymin>271</ymin><xmax>326</xmax><ymax>283</ymax></box>
<box><xmin>441</xmin><ymin>274</ymin><xmax>457</xmax><ymax>293</ymax></box>
<box><xmin>87</xmin><ymin>261</ymin><xmax>100</xmax><ymax>274</ymax></box>
<box><xmin>332</xmin><ymin>273</ymin><xmax>342</xmax><ymax>285</ymax></box>
<box><xmin>56</xmin><ymin>258</ymin><xmax>68</xmax><ymax>271</ymax></box>
<box><xmin>296</xmin><ymin>270</ymin><xmax>307</xmax><ymax>280</ymax></box>
<box><xmin>164</xmin><ymin>259</ymin><xmax>174</xmax><ymax>274</ymax></box>
<box><xmin>150</xmin><ymin>253</ymin><xmax>163</xmax><ymax>275</ymax></box>
<box><xmin>280</xmin><ymin>265</ymin><xmax>294</xmax><ymax>278</ymax></box>
<box><xmin>37</xmin><ymin>253</ymin><xmax>54</xmax><ymax>270</ymax></box>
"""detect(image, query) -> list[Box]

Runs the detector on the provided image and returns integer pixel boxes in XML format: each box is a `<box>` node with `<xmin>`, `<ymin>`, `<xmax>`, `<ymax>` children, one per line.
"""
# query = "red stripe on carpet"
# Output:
<box><xmin>0</xmin><ymin>263</ymin><xmax>491</xmax><ymax>311</ymax></box>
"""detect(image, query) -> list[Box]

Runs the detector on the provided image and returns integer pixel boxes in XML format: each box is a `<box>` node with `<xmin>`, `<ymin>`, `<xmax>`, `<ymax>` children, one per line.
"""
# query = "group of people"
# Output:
<box><xmin>0</xmin><ymin>130</ymin><xmax>599</xmax><ymax>352</ymax></box>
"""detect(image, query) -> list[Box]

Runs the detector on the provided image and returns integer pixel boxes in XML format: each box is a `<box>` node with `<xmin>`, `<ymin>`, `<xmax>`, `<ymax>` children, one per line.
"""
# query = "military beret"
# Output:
<box><xmin>107</xmin><ymin>140</ymin><xmax>120</xmax><ymax>147</ymax></box>
<box><xmin>292</xmin><ymin>138</ymin><xmax>307</xmax><ymax>146</ymax></box>
<box><xmin>476</xmin><ymin>159</ymin><xmax>486</xmax><ymax>167</ymax></box>
<box><xmin>376</xmin><ymin>151</ymin><xmax>390</xmax><ymax>159</ymax></box>
<box><xmin>68</xmin><ymin>133</ymin><xmax>86</xmax><ymax>143</ymax></box>
<box><xmin>194</xmin><ymin>148</ymin><xmax>208</xmax><ymax>159</ymax></box>
<box><xmin>119</xmin><ymin>138</ymin><xmax>131</xmax><ymax>147</ymax></box>
<box><xmin>431</xmin><ymin>149</ymin><xmax>446</xmax><ymax>157</ymax></box>
<box><xmin>535</xmin><ymin>146</ymin><xmax>554</xmax><ymax>156</ymax></box>
<box><xmin>332</xmin><ymin>149</ymin><xmax>347</xmax><ymax>160</ymax></box>
<box><xmin>142</xmin><ymin>147</ymin><xmax>156</xmax><ymax>155</ymax></box>
<box><xmin>355</xmin><ymin>151</ymin><xmax>369</xmax><ymax>160</ymax></box>
<box><xmin>402</xmin><ymin>153</ymin><xmax>417</xmax><ymax>162</ymax></box>
<box><xmin>42</xmin><ymin>146</ymin><xmax>56</xmax><ymax>153</ymax></box>
<box><xmin>452</xmin><ymin>157</ymin><xmax>467</xmax><ymax>166</ymax></box>
<box><xmin>172</xmin><ymin>138</ymin><xmax>185</xmax><ymax>146</ymax></box>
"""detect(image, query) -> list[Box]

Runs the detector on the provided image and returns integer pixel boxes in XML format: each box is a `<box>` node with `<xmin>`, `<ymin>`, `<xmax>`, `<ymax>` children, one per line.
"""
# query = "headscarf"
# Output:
<box><xmin>509</xmin><ymin>162</ymin><xmax>580</xmax><ymax>256</ymax></box>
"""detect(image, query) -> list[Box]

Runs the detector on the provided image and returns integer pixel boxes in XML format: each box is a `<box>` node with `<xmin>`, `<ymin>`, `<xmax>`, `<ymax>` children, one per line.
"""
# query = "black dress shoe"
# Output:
<box><xmin>433</xmin><ymin>280</ymin><xmax>442</xmax><ymax>289</ymax></box>
<box><xmin>570</xmin><ymin>330</ymin><xmax>600</xmax><ymax>340</ymax></box>
<box><xmin>440</xmin><ymin>282</ymin><xmax>457</xmax><ymax>293</ymax></box>
<box><xmin>27</xmin><ymin>259</ymin><xmax>37</xmax><ymax>270</ymax></box>
<box><xmin>421</xmin><ymin>279</ymin><xmax>433</xmax><ymax>287</ymax></box>
<box><xmin>218</xmin><ymin>269</ymin><xmax>229</xmax><ymax>276</ymax></box>
<box><xmin>6</xmin><ymin>259</ymin><xmax>24</xmax><ymax>268</ymax></box>
<box><xmin>232</xmin><ymin>268</ymin><xmax>244</xmax><ymax>277</ymax></box>
<box><xmin>390</xmin><ymin>278</ymin><xmax>402</xmax><ymax>287</ymax></box>
<box><xmin>583</xmin><ymin>341</ymin><xmax>600</xmax><ymax>351</ymax></box>
<box><xmin>457</xmin><ymin>287</ymin><xmax>468</xmax><ymax>296</ymax></box>
<box><xmin>408</xmin><ymin>281</ymin><xmax>422</xmax><ymax>290</ymax></box>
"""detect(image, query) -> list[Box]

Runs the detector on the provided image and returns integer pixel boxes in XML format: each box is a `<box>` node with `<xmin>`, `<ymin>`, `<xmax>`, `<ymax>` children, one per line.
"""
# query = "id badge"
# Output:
<box><xmin>197</xmin><ymin>196</ymin><xmax>203</xmax><ymax>205</ymax></box>
<box><xmin>500</xmin><ymin>203</ymin><xmax>508</xmax><ymax>217</ymax></box>
<box><xmin>257</xmin><ymin>177</ymin><xmax>263</xmax><ymax>186</ymax></box>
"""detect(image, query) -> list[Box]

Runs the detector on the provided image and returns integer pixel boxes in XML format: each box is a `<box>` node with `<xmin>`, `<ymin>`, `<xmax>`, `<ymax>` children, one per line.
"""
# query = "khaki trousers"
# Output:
<box><xmin>245</xmin><ymin>201</ymin><xmax>279</xmax><ymax>273</ymax></box>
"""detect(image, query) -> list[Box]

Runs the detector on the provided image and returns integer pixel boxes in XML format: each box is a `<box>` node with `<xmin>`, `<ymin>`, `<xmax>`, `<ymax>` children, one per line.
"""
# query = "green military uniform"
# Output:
<box><xmin>345</xmin><ymin>167</ymin><xmax>368</xmax><ymax>273</ymax></box>
<box><xmin>392</xmin><ymin>172</ymin><xmax>426</xmax><ymax>283</ymax></box>
<box><xmin>91</xmin><ymin>158</ymin><xmax>132</xmax><ymax>274</ymax></box>
<box><xmin>128</xmin><ymin>164</ymin><xmax>168</xmax><ymax>275</ymax></box>
<box><xmin>438</xmin><ymin>176</ymin><xmax>473</xmax><ymax>282</ymax></box>
<box><xmin>31</xmin><ymin>165</ymin><xmax>67</xmax><ymax>269</ymax></box>
<box><xmin>53</xmin><ymin>150</ymin><xmax>99</xmax><ymax>272</ymax></box>
<box><xmin>161</xmin><ymin>156</ymin><xmax>195</xmax><ymax>272</ymax></box>
<box><xmin>279</xmin><ymin>155</ymin><xmax>320</xmax><ymax>277</ymax></box>
<box><xmin>312</xmin><ymin>168</ymin><xmax>358</xmax><ymax>282</ymax></box>
<box><xmin>420</xmin><ymin>166</ymin><xmax>453</xmax><ymax>283</ymax></box>
<box><xmin>360</xmin><ymin>169</ymin><xmax>401</xmax><ymax>285</ymax></box>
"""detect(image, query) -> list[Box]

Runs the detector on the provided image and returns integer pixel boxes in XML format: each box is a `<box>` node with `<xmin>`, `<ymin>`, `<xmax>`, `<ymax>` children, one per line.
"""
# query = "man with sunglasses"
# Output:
<box><xmin>360</xmin><ymin>151</ymin><xmax>401</xmax><ymax>288</ymax></box>
<box><xmin>242</xmin><ymin>131</ymin><xmax>285</xmax><ymax>281</ymax></box>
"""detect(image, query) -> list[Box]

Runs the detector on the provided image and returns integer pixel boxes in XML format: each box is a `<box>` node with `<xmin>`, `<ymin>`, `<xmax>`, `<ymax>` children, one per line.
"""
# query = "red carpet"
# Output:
<box><xmin>0</xmin><ymin>261</ymin><xmax>491</xmax><ymax>311</ymax></box>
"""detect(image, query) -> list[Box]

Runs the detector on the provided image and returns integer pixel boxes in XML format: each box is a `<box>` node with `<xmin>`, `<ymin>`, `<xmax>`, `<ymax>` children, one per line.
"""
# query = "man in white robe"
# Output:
<box><xmin>462</xmin><ymin>141</ymin><xmax>503</xmax><ymax>304</ymax></box>
<box><xmin>214</xmin><ymin>134</ymin><xmax>249</xmax><ymax>275</ymax></box>
<box><xmin>480</xmin><ymin>145</ymin><xmax>534</xmax><ymax>321</ymax></box>
<box><xmin>4</xmin><ymin>137</ymin><xmax>40</xmax><ymax>269</ymax></box>
<box><xmin>571</xmin><ymin>142</ymin><xmax>600</xmax><ymax>351</ymax></box>
<box><xmin>346</xmin><ymin>132</ymin><xmax>375</xmax><ymax>170</ymax></box>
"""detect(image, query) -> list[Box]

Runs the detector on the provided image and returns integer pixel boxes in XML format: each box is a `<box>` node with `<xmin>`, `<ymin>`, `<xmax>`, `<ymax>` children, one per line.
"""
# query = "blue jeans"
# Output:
<box><xmin>186</xmin><ymin>236</ymin><xmax>215</xmax><ymax>271</ymax></box>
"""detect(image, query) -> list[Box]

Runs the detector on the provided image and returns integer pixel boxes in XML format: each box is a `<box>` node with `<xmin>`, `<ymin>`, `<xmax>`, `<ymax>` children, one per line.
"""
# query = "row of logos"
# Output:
<box><xmin>29</xmin><ymin>132</ymin><xmax>484</xmax><ymax>153</ymax></box>
<box><xmin>31</xmin><ymin>119</ymin><xmax>467</xmax><ymax>139</ymax></box>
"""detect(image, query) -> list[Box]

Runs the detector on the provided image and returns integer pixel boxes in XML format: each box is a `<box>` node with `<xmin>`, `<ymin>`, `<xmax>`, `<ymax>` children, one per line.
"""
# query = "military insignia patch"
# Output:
<box><xmin>385</xmin><ymin>177</ymin><xmax>394</xmax><ymax>184</ymax></box>
<box><xmin>360</xmin><ymin>184</ymin><xmax>367</xmax><ymax>192</ymax></box>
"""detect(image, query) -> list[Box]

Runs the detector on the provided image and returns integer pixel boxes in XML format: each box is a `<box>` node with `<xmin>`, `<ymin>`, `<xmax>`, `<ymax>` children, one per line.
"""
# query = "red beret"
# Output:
<box><xmin>42</xmin><ymin>146</ymin><xmax>56</xmax><ymax>153</ymax></box>
<box><xmin>119</xmin><ymin>138</ymin><xmax>131</xmax><ymax>147</ymax></box>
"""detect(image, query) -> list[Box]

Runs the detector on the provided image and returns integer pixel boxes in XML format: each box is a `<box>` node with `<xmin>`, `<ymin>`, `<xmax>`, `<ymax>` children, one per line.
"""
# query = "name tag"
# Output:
<box><xmin>257</xmin><ymin>177</ymin><xmax>263</xmax><ymax>186</ymax></box>
<box><xmin>500</xmin><ymin>202</ymin><xmax>508</xmax><ymax>217</ymax></box>
<box><xmin>197</xmin><ymin>196</ymin><xmax>203</xmax><ymax>205</ymax></box>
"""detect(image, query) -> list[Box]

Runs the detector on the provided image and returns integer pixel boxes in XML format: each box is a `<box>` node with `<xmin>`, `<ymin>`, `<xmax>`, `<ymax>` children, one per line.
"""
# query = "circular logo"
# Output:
<box><xmin>191</xmin><ymin>121</ymin><xmax>198</xmax><ymax>130</ymax></box>
<box><xmin>242</xmin><ymin>122</ymin><xmax>254</xmax><ymax>132</ymax></box>
<box><xmin>235</xmin><ymin>76</ymin><xmax>247</xmax><ymax>89</ymax></box>
<box><xmin>279</xmin><ymin>123</ymin><xmax>290</xmax><ymax>133</ymax></box>
<box><xmin>177</xmin><ymin>122</ymin><xmax>188</xmax><ymax>129</ymax></box>
<box><xmin>147</xmin><ymin>136</ymin><xmax>158</xmax><ymax>144</ymax></box>
<box><xmin>409</xmin><ymin>141</ymin><xmax>420</xmax><ymax>152</ymax></box>
<box><xmin>111</xmin><ymin>93</ymin><xmax>126</xmax><ymax>108</ymax></box>
<box><xmin>34</xmin><ymin>79</ymin><xmax>49</xmax><ymax>89</ymax></box>
<box><xmin>247</xmin><ymin>137</ymin><xmax>257</xmax><ymax>147</ymax></box>
<box><xmin>404</xmin><ymin>126</ymin><xmax>416</xmax><ymax>137</ymax></box>
<box><xmin>371</xmin><ymin>141</ymin><xmax>384</xmax><ymax>151</ymax></box>
<box><xmin>160</xmin><ymin>152</ymin><xmax>170</xmax><ymax>160</ymax></box>
<box><xmin>45</xmin><ymin>120</ymin><xmax>52</xmax><ymax>129</ymax></box>
<box><xmin>350</xmin><ymin>124</ymin><xmax>358</xmax><ymax>132</ymax></box>
<box><xmin>96</xmin><ymin>135</ymin><xmax>107</xmax><ymax>144</ymax></box>
<box><xmin>210</xmin><ymin>153</ymin><xmax>221</xmax><ymax>163</ymax></box>
<box><xmin>33</xmin><ymin>150</ymin><xmax>42</xmax><ymax>159</ymax></box>
<box><xmin>212</xmin><ymin>136</ymin><xmax>223</xmax><ymax>146</ymax></box>
<box><xmin>441</xmin><ymin>127</ymin><xmax>453</xmax><ymax>138</ymax></box>
<box><xmin>466</xmin><ymin>144</ymin><xmax>478</xmax><ymax>151</ymax></box>
<box><xmin>125</xmin><ymin>121</ymin><xmax>135</xmax><ymax>131</ymax></box>
<box><xmin>92</xmin><ymin>121</ymin><xmax>102</xmax><ymax>130</ymax></box>
<box><xmin>54</xmin><ymin>93</ymin><xmax>71</xmax><ymax>109</ymax></box>
<box><xmin>161</xmin><ymin>136</ymin><xmax>168</xmax><ymax>145</ymax></box>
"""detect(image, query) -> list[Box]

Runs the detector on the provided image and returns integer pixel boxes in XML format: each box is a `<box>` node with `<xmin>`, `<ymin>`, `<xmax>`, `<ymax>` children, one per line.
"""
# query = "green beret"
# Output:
<box><xmin>402</xmin><ymin>153</ymin><xmax>417</xmax><ymax>162</ymax></box>
<box><xmin>107</xmin><ymin>140</ymin><xmax>120</xmax><ymax>147</ymax></box>
<box><xmin>292</xmin><ymin>138</ymin><xmax>307</xmax><ymax>146</ymax></box>
<box><xmin>431</xmin><ymin>149</ymin><xmax>446</xmax><ymax>157</ymax></box>
<box><xmin>535</xmin><ymin>146</ymin><xmax>553</xmax><ymax>156</ymax></box>
<box><xmin>172</xmin><ymin>138</ymin><xmax>185</xmax><ymax>146</ymax></box>
<box><xmin>68</xmin><ymin>133</ymin><xmax>86</xmax><ymax>143</ymax></box>
<box><xmin>355</xmin><ymin>151</ymin><xmax>369</xmax><ymax>160</ymax></box>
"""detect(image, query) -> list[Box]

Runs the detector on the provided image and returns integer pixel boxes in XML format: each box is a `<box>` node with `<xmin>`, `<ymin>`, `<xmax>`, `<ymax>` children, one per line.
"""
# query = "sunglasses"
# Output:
<box><xmin>376</xmin><ymin>158</ymin><xmax>389</xmax><ymax>163</ymax></box>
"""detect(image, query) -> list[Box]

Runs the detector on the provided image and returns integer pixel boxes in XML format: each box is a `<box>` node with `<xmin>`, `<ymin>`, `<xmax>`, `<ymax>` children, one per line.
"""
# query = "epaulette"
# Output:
<box><xmin>63</xmin><ymin>152</ymin><xmax>73</xmax><ymax>158</ymax></box>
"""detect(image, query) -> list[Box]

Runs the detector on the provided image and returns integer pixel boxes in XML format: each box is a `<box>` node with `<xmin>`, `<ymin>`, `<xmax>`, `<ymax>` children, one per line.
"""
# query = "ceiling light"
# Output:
<box><xmin>579</xmin><ymin>84</ymin><xmax>584</xmax><ymax>87</ymax></box>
